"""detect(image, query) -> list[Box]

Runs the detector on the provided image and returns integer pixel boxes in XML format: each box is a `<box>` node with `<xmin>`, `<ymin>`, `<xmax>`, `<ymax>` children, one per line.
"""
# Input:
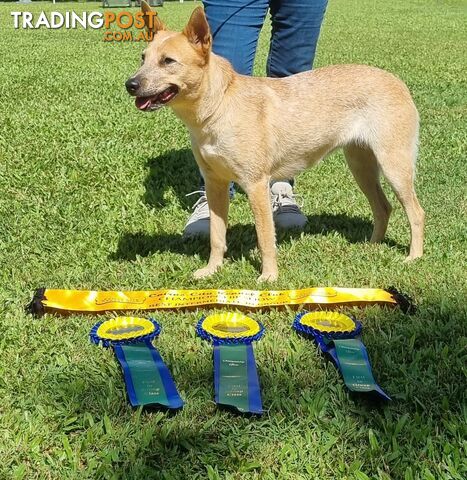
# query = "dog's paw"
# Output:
<box><xmin>257</xmin><ymin>271</ymin><xmax>278</xmax><ymax>283</ymax></box>
<box><xmin>403</xmin><ymin>253</ymin><xmax>422</xmax><ymax>263</ymax></box>
<box><xmin>193</xmin><ymin>266</ymin><xmax>217</xmax><ymax>279</ymax></box>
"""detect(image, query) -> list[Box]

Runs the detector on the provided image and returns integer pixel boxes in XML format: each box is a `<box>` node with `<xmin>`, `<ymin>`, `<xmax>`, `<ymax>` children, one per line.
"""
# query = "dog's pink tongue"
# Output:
<box><xmin>135</xmin><ymin>97</ymin><xmax>151</xmax><ymax>110</ymax></box>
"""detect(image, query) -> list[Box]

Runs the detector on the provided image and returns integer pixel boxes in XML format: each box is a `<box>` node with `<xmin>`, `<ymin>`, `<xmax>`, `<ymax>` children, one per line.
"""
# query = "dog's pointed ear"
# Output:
<box><xmin>183</xmin><ymin>7</ymin><xmax>212</xmax><ymax>55</ymax></box>
<box><xmin>141</xmin><ymin>0</ymin><xmax>165</xmax><ymax>34</ymax></box>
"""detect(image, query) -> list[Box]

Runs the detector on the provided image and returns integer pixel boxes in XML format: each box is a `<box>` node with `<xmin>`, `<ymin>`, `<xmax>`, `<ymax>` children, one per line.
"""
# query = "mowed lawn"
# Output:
<box><xmin>0</xmin><ymin>1</ymin><xmax>466</xmax><ymax>479</ymax></box>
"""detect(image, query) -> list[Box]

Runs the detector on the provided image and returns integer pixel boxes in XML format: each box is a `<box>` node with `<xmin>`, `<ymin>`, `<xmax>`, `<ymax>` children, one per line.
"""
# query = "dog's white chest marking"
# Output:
<box><xmin>198</xmin><ymin>140</ymin><xmax>235</xmax><ymax>180</ymax></box>
<box><xmin>200</xmin><ymin>143</ymin><xmax>218</xmax><ymax>158</ymax></box>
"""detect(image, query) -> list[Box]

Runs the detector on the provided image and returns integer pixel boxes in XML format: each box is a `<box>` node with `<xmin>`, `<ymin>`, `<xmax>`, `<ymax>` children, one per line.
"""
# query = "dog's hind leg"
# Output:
<box><xmin>374</xmin><ymin>146</ymin><xmax>425</xmax><ymax>261</ymax></box>
<box><xmin>344</xmin><ymin>143</ymin><xmax>392</xmax><ymax>243</ymax></box>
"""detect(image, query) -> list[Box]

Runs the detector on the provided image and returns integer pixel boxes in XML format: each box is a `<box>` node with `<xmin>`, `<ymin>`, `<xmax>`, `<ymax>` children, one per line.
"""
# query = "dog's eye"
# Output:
<box><xmin>141</xmin><ymin>53</ymin><xmax>145</xmax><ymax>64</ymax></box>
<box><xmin>163</xmin><ymin>57</ymin><xmax>176</xmax><ymax>65</ymax></box>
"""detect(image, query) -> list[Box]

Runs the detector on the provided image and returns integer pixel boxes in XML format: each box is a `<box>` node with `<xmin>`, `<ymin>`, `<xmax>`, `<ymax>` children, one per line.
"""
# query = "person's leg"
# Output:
<box><xmin>268</xmin><ymin>0</ymin><xmax>328</xmax><ymax>230</ymax></box>
<box><xmin>184</xmin><ymin>0</ymin><xmax>269</xmax><ymax>238</ymax></box>
<box><xmin>204</xmin><ymin>0</ymin><xmax>269</xmax><ymax>75</ymax></box>
<box><xmin>267</xmin><ymin>0</ymin><xmax>328</xmax><ymax>77</ymax></box>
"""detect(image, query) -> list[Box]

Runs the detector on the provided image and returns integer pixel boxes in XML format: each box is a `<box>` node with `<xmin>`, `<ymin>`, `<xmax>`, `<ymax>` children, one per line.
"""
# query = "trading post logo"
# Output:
<box><xmin>11</xmin><ymin>10</ymin><xmax>159</xmax><ymax>42</ymax></box>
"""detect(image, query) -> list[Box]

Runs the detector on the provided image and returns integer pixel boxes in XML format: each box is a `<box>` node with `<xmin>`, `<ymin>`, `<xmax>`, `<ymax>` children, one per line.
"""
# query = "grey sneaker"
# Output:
<box><xmin>183</xmin><ymin>190</ymin><xmax>210</xmax><ymax>238</ymax></box>
<box><xmin>270</xmin><ymin>182</ymin><xmax>307</xmax><ymax>230</ymax></box>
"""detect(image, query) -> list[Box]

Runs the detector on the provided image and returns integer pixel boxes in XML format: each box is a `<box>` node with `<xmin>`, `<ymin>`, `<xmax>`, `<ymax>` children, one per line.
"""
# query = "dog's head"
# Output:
<box><xmin>125</xmin><ymin>2</ymin><xmax>212</xmax><ymax>111</ymax></box>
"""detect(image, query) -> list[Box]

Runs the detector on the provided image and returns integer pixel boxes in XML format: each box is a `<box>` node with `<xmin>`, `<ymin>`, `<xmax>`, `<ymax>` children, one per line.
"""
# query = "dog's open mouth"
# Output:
<box><xmin>135</xmin><ymin>86</ymin><xmax>179</xmax><ymax>111</ymax></box>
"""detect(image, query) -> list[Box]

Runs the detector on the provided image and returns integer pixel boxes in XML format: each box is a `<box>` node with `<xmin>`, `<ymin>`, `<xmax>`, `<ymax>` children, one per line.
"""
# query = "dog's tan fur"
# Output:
<box><xmin>128</xmin><ymin>4</ymin><xmax>425</xmax><ymax>281</ymax></box>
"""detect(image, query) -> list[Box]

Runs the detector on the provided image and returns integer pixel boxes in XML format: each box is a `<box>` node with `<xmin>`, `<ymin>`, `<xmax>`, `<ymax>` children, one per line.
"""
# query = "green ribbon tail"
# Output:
<box><xmin>332</xmin><ymin>338</ymin><xmax>391</xmax><ymax>400</ymax></box>
<box><xmin>214</xmin><ymin>343</ymin><xmax>262</xmax><ymax>414</ymax></box>
<box><xmin>114</xmin><ymin>341</ymin><xmax>184</xmax><ymax>409</ymax></box>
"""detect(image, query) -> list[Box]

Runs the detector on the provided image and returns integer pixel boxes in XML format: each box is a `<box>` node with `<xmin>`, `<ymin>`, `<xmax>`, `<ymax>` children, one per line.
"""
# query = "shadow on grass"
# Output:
<box><xmin>144</xmin><ymin>148</ymin><xmax>201</xmax><ymax>210</ymax></box>
<box><xmin>112</xmin><ymin>213</ymin><xmax>403</xmax><ymax>262</ymax></box>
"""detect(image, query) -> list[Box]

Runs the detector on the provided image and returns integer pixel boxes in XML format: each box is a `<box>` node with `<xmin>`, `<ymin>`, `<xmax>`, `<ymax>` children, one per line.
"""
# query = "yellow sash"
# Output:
<box><xmin>28</xmin><ymin>287</ymin><xmax>411</xmax><ymax>316</ymax></box>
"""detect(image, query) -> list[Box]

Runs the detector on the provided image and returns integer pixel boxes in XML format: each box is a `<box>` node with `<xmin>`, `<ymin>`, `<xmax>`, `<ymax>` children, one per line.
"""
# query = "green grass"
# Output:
<box><xmin>0</xmin><ymin>0</ymin><xmax>466</xmax><ymax>478</ymax></box>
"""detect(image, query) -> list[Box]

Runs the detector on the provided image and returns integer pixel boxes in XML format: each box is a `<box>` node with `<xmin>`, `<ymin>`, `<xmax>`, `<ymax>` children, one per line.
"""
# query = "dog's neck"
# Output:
<box><xmin>170</xmin><ymin>53</ymin><xmax>235</xmax><ymax>129</ymax></box>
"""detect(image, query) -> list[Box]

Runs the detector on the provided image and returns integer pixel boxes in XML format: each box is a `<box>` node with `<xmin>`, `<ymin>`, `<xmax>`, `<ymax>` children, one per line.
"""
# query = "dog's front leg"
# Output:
<box><xmin>193</xmin><ymin>176</ymin><xmax>230</xmax><ymax>279</ymax></box>
<box><xmin>245</xmin><ymin>179</ymin><xmax>278</xmax><ymax>282</ymax></box>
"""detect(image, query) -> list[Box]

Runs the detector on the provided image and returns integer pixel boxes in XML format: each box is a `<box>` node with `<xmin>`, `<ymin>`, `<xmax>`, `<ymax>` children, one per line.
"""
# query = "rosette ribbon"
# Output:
<box><xmin>293</xmin><ymin>312</ymin><xmax>390</xmax><ymax>400</ymax></box>
<box><xmin>197</xmin><ymin>312</ymin><xmax>265</xmax><ymax>414</ymax></box>
<box><xmin>90</xmin><ymin>316</ymin><xmax>183</xmax><ymax>409</ymax></box>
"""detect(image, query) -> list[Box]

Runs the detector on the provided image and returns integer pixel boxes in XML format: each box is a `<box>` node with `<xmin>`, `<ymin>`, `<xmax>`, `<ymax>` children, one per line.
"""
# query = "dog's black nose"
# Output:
<box><xmin>125</xmin><ymin>77</ymin><xmax>140</xmax><ymax>95</ymax></box>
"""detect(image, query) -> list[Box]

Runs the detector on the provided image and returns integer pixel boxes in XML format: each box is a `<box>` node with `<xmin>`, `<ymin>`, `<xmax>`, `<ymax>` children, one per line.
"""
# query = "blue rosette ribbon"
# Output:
<box><xmin>90</xmin><ymin>316</ymin><xmax>183</xmax><ymax>409</ymax></box>
<box><xmin>197</xmin><ymin>312</ymin><xmax>265</xmax><ymax>414</ymax></box>
<box><xmin>294</xmin><ymin>311</ymin><xmax>390</xmax><ymax>401</ymax></box>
